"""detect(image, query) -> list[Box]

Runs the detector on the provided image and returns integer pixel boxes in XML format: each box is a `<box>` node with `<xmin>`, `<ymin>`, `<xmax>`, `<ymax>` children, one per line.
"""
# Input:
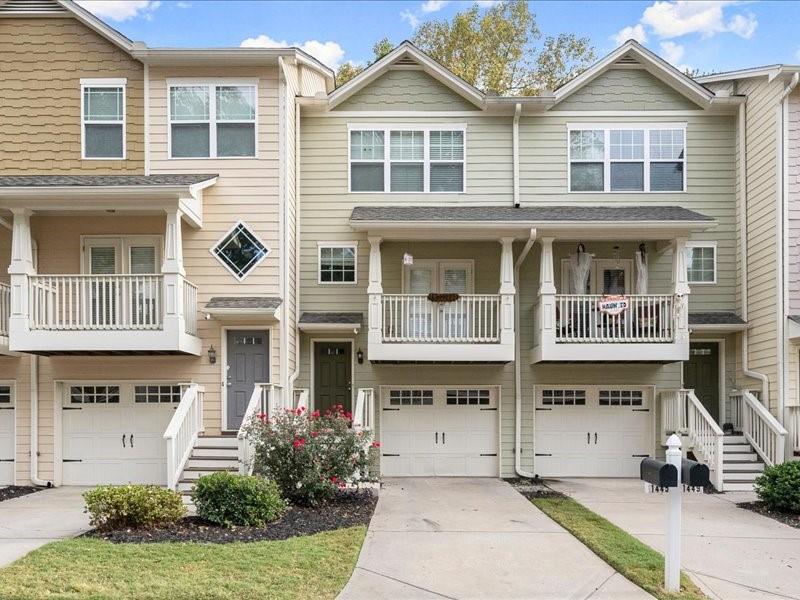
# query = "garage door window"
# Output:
<box><xmin>389</xmin><ymin>389</ymin><xmax>433</xmax><ymax>406</ymax></box>
<box><xmin>599</xmin><ymin>389</ymin><xmax>643</xmax><ymax>406</ymax></box>
<box><xmin>446</xmin><ymin>389</ymin><xmax>490</xmax><ymax>406</ymax></box>
<box><xmin>0</xmin><ymin>386</ymin><xmax>10</xmax><ymax>404</ymax></box>
<box><xmin>542</xmin><ymin>389</ymin><xmax>586</xmax><ymax>406</ymax></box>
<box><xmin>70</xmin><ymin>385</ymin><xmax>120</xmax><ymax>404</ymax></box>
<box><xmin>134</xmin><ymin>385</ymin><xmax>182</xmax><ymax>404</ymax></box>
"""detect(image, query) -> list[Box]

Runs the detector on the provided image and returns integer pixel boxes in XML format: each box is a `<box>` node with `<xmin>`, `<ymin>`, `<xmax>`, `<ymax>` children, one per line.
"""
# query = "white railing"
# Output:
<box><xmin>0</xmin><ymin>283</ymin><xmax>9</xmax><ymax>337</ymax></box>
<box><xmin>183</xmin><ymin>279</ymin><xmax>198</xmax><ymax>336</ymax></box>
<box><xmin>382</xmin><ymin>294</ymin><xmax>501</xmax><ymax>343</ymax></box>
<box><xmin>789</xmin><ymin>406</ymin><xmax>800</xmax><ymax>457</ymax></box>
<box><xmin>660</xmin><ymin>389</ymin><xmax>689</xmax><ymax>436</ymax></box>
<box><xmin>294</xmin><ymin>388</ymin><xmax>309</xmax><ymax>411</ymax></box>
<box><xmin>238</xmin><ymin>383</ymin><xmax>284</xmax><ymax>475</ymax></box>
<box><xmin>163</xmin><ymin>383</ymin><xmax>204</xmax><ymax>490</ymax></box>
<box><xmin>353</xmin><ymin>388</ymin><xmax>375</xmax><ymax>431</ymax></box>
<box><xmin>729</xmin><ymin>390</ymin><xmax>787</xmax><ymax>466</ymax></box>
<box><xmin>29</xmin><ymin>274</ymin><xmax>164</xmax><ymax>331</ymax></box>
<box><xmin>686</xmin><ymin>390</ymin><xmax>725</xmax><ymax>490</ymax></box>
<box><xmin>554</xmin><ymin>294</ymin><xmax>674</xmax><ymax>343</ymax></box>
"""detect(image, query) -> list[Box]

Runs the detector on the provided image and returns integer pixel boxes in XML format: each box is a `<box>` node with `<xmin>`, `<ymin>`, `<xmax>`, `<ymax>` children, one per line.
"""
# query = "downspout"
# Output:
<box><xmin>29</xmin><ymin>356</ymin><xmax>49</xmax><ymax>487</ymax></box>
<box><xmin>514</xmin><ymin>228</ymin><xmax>537</xmax><ymax>478</ymax></box>
<box><xmin>278</xmin><ymin>58</ymin><xmax>289</xmax><ymax>393</ymax></box>
<box><xmin>513</xmin><ymin>103</ymin><xmax>521</xmax><ymax>207</ymax></box>
<box><xmin>287</xmin><ymin>96</ymin><xmax>302</xmax><ymax>398</ymax></box>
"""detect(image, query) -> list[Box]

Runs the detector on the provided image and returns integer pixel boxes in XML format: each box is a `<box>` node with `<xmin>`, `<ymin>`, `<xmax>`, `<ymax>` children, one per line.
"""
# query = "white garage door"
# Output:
<box><xmin>534</xmin><ymin>386</ymin><xmax>654</xmax><ymax>478</ymax></box>
<box><xmin>380</xmin><ymin>386</ymin><xmax>499</xmax><ymax>477</ymax></box>
<box><xmin>62</xmin><ymin>383</ymin><xmax>181</xmax><ymax>486</ymax></box>
<box><xmin>0</xmin><ymin>385</ymin><xmax>14</xmax><ymax>485</ymax></box>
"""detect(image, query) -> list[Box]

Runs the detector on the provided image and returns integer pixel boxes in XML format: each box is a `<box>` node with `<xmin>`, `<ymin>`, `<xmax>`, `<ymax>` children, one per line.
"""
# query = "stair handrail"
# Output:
<box><xmin>294</xmin><ymin>388</ymin><xmax>308</xmax><ymax>411</ymax></box>
<box><xmin>736</xmin><ymin>389</ymin><xmax>787</xmax><ymax>466</ymax></box>
<box><xmin>659</xmin><ymin>389</ymin><xmax>688</xmax><ymax>436</ymax></box>
<box><xmin>237</xmin><ymin>383</ymin><xmax>283</xmax><ymax>475</ymax></box>
<box><xmin>353</xmin><ymin>388</ymin><xmax>375</xmax><ymax>431</ymax></box>
<box><xmin>163</xmin><ymin>383</ymin><xmax>204</xmax><ymax>490</ymax></box>
<box><xmin>685</xmin><ymin>389</ymin><xmax>725</xmax><ymax>491</ymax></box>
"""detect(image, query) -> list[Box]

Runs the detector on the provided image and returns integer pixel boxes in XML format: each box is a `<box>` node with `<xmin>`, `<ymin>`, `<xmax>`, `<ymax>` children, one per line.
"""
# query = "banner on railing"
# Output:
<box><xmin>597</xmin><ymin>295</ymin><xmax>629</xmax><ymax>316</ymax></box>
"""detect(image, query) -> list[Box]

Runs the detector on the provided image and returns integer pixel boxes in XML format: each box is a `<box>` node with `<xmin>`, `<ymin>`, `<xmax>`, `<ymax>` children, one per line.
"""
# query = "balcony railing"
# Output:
<box><xmin>183</xmin><ymin>279</ymin><xmax>198</xmax><ymax>336</ymax></box>
<box><xmin>382</xmin><ymin>294</ymin><xmax>501</xmax><ymax>343</ymax></box>
<box><xmin>554</xmin><ymin>294</ymin><xmax>674</xmax><ymax>343</ymax></box>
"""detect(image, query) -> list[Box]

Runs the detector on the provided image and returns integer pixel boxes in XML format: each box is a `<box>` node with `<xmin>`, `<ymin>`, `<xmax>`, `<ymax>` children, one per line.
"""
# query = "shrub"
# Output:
<box><xmin>754</xmin><ymin>461</ymin><xmax>800</xmax><ymax>513</ymax></box>
<box><xmin>244</xmin><ymin>405</ymin><xmax>375</xmax><ymax>506</ymax></box>
<box><xmin>192</xmin><ymin>472</ymin><xmax>287</xmax><ymax>527</ymax></box>
<box><xmin>83</xmin><ymin>485</ymin><xmax>185</xmax><ymax>531</ymax></box>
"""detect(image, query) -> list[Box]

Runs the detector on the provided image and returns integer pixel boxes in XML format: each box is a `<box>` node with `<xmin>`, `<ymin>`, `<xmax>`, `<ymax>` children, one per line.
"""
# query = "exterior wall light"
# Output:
<box><xmin>357</xmin><ymin>348</ymin><xmax>364</xmax><ymax>364</ymax></box>
<box><xmin>208</xmin><ymin>345</ymin><xmax>217</xmax><ymax>364</ymax></box>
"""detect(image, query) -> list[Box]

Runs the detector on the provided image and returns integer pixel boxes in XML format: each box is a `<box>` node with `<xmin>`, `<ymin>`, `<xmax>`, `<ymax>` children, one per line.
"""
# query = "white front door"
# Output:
<box><xmin>62</xmin><ymin>383</ymin><xmax>180</xmax><ymax>485</ymax></box>
<box><xmin>0</xmin><ymin>385</ymin><xmax>14</xmax><ymax>485</ymax></box>
<box><xmin>380</xmin><ymin>386</ymin><xmax>499</xmax><ymax>477</ymax></box>
<box><xmin>534</xmin><ymin>386</ymin><xmax>653</xmax><ymax>477</ymax></box>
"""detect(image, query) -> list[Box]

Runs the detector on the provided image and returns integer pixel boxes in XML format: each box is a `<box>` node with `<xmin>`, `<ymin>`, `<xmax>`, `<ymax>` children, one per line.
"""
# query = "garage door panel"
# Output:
<box><xmin>0</xmin><ymin>408</ymin><xmax>13</xmax><ymax>485</ymax></box>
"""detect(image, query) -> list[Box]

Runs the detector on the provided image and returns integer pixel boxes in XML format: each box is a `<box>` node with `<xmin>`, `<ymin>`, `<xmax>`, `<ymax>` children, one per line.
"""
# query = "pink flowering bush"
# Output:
<box><xmin>243</xmin><ymin>405</ymin><xmax>373</xmax><ymax>506</ymax></box>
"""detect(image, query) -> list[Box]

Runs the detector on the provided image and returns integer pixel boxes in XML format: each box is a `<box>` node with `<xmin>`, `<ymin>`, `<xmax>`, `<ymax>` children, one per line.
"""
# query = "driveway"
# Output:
<box><xmin>0</xmin><ymin>486</ymin><xmax>90</xmax><ymax>567</ymax></box>
<box><xmin>339</xmin><ymin>478</ymin><xmax>651</xmax><ymax>600</ymax></box>
<box><xmin>549</xmin><ymin>478</ymin><xmax>800</xmax><ymax>600</ymax></box>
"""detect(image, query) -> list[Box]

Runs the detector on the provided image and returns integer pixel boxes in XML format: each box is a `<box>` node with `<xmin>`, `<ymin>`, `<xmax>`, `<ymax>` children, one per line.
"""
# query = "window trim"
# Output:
<box><xmin>317</xmin><ymin>241</ymin><xmax>358</xmax><ymax>285</ymax></box>
<box><xmin>80</xmin><ymin>235</ymin><xmax>163</xmax><ymax>275</ymax></box>
<box><xmin>567</xmin><ymin>123</ymin><xmax>687</xmax><ymax>194</ymax></box>
<box><xmin>686</xmin><ymin>241</ymin><xmax>717</xmax><ymax>285</ymax></box>
<box><xmin>167</xmin><ymin>78</ymin><xmax>259</xmax><ymax>160</ymax></box>
<box><xmin>347</xmin><ymin>123</ymin><xmax>467</xmax><ymax>193</ymax></box>
<box><xmin>209</xmin><ymin>220</ymin><xmax>270</xmax><ymax>281</ymax></box>
<box><xmin>80</xmin><ymin>78</ymin><xmax>127</xmax><ymax>160</ymax></box>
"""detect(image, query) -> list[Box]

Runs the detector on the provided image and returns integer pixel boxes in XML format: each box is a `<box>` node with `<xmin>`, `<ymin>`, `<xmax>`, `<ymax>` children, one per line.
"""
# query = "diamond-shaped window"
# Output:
<box><xmin>212</xmin><ymin>222</ymin><xmax>269</xmax><ymax>280</ymax></box>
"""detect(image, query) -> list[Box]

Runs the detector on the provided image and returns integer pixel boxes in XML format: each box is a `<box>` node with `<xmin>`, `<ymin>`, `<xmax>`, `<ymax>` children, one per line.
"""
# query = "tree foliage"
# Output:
<box><xmin>335</xmin><ymin>37</ymin><xmax>394</xmax><ymax>86</ymax></box>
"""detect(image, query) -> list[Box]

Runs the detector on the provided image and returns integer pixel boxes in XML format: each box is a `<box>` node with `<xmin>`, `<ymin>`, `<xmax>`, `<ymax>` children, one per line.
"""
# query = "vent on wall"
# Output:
<box><xmin>394</xmin><ymin>55</ymin><xmax>419</xmax><ymax>66</ymax></box>
<box><xmin>614</xmin><ymin>55</ymin><xmax>640</xmax><ymax>66</ymax></box>
<box><xmin>0</xmin><ymin>0</ymin><xmax>69</xmax><ymax>15</ymax></box>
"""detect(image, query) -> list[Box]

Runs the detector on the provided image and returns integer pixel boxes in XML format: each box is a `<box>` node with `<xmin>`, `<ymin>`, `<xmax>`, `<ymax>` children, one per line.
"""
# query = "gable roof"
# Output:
<box><xmin>328</xmin><ymin>41</ymin><xmax>485</xmax><ymax>110</ymax></box>
<box><xmin>553</xmin><ymin>40</ymin><xmax>715</xmax><ymax>109</ymax></box>
<box><xmin>696</xmin><ymin>65</ymin><xmax>800</xmax><ymax>84</ymax></box>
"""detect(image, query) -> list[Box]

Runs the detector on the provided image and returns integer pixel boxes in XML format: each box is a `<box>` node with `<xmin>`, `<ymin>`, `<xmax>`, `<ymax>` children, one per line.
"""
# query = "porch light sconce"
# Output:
<box><xmin>403</xmin><ymin>252</ymin><xmax>414</xmax><ymax>266</ymax></box>
<box><xmin>639</xmin><ymin>243</ymin><xmax>647</xmax><ymax>257</ymax></box>
<box><xmin>577</xmin><ymin>243</ymin><xmax>586</xmax><ymax>254</ymax></box>
<box><xmin>357</xmin><ymin>348</ymin><xmax>364</xmax><ymax>364</ymax></box>
<box><xmin>613</xmin><ymin>245</ymin><xmax>621</xmax><ymax>266</ymax></box>
<box><xmin>208</xmin><ymin>345</ymin><xmax>217</xmax><ymax>365</ymax></box>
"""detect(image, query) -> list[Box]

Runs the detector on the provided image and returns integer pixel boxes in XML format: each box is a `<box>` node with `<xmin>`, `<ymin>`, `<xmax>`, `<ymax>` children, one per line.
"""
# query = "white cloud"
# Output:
<box><xmin>240</xmin><ymin>35</ymin><xmax>346</xmax><ymax>69</ymax></box>
<box><xmin>659</xmin><ymin>40</ymin><xmax>692</xmax><ymax>72</ymax></box>
<box><xmin>421</xmin><ymin>0</ymin><xmax>448</xmax><ymax>12</ymax></box>
<box><xmin>641</xmin><ymin>1</ymin><xmax>756</xmax><ymax>40</ymax></box>
<box><xmin>400</xmin><ymin>9</ymin><xmax>420</xmax><ymax>29</ymax></box>
<box><xmin>476</xmin><ymin>0</ymin><xmax>501</xmax><ymax>7</ymax></box>
<box><xmin>611</xmin><ymin>23</ymin><xmax>648</xmax><ymax>45</ymax></box>
<box><xmin>176</xmin><ymin>1</ymin><xmax>191</xmax><ymax>7</ymax></box>
<box><xmin>75</xmin><ymin>0</ymin><xmax>160</xmax><ymax>21</ymax></box>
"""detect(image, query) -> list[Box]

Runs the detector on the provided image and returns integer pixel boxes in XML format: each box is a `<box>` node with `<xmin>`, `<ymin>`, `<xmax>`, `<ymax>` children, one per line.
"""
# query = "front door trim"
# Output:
<box><xmin>684</xmin><ymin>338</ymin><xmax>726</xmax><ymax>424</ymax></box>
<box><xmin>310</xmin><ymin>338</ymin><xmax>354</xmax><ymax>412</ymax></box>
<box><xmin>221</xmin><ymin>326</ymin><xmax>273</xmax><ymax>431</ymax></box>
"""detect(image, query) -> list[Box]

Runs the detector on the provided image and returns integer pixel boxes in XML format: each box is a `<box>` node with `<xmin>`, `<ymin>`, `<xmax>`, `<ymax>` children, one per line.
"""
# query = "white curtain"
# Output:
<box><xmin>569</xmin><ymin>252</ymin><xmax>592</xmax><ymax>294</ymax></box>
<box><xmin>635</xmin><ymin>250</ymin><xmax>648</xmax><ymax>294</ymax></box>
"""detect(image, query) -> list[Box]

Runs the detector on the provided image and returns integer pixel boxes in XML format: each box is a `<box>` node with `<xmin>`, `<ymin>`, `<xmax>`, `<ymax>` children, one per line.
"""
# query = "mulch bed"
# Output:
<box><xmin>0</xmin><ymin>486</ymin><xmax>42</xmax><ymax>503</ymax></box>
<box><xmin>85</xmin><ymin>488</ymin><xmax>378</xmax><ymax>544</ymax></box>
<box><xmin>505</xmin><ymin>477</ymin><xmax>565</xmax><ymax>500</ymax></box>
<box><xmin>738</xmin><ymin>501</ymin><xmax>800</xmax><ymax>529</ymax></box>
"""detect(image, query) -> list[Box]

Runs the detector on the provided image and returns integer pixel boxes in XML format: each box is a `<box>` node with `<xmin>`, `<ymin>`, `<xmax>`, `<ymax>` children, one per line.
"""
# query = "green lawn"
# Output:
<box><xmin>532</xmin><ymin>496</ymin><xmax>706</xmax><ymax>600</ymax></box>
<box><xmin>0</xmin><ymin>526</ymin><xmax>366</xmax><ymax>600</ymax></box>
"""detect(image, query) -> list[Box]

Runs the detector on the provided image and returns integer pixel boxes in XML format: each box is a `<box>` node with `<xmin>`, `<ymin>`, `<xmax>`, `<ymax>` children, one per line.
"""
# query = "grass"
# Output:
<box><xmin>0</xmin><ymin>526</ymin><xmax>366</xmax><ymax>600</ymax></box>
<box><xmin>532</xmin><ymin>496</ymin><xmax>706</xmax><ymax>600</ymax></box>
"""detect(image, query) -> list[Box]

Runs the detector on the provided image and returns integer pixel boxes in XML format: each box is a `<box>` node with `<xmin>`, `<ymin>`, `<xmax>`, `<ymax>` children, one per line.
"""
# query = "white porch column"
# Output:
<box><xmin>8</xmin><ymin>208</ymin><xmax>35</xmax><ymax>342</ymax></box>
<box><xmin>672</xmin><ymin>237</ymin><xmax>690</xmax><ymax>345</ymax></box>
<box><xmin>499</xmin><ymin>237</ymin><xmax>516</xmax><ymax>347</ymax></box>
<box><xmin>367</xmin><ymin>236</ymin><xmax>383</xmax><ymax>352</ymax></box>
<box><xmin>162</xmin><ymin>208</ymin><xmax>186</xmax><ymax>276</ymax></box>
<box><xmin>536</xmin><ymin>236</ymin><xmax>557</xmax><ymax>351</ymax></box>
<box><xmin>161</xmin><ymin>209</ymin><xmax>186</xmax><ymax>338</ymax></box>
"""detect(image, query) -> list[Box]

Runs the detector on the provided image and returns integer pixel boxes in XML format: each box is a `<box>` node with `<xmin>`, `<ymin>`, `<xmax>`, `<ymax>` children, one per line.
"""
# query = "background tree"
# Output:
<box><xmin>336</xmin><ymin>37</ymin><xmax>394</xmax><ymax>85</ymax></box>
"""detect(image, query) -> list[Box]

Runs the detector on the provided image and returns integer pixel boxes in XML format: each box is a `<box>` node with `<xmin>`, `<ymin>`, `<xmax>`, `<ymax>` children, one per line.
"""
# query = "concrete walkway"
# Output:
<box><xmin>549</xmin><ymin>478</ymin><xmax>800</xmax><ymax>600</ymax></box>
<box><xmin>0</xmin><ymin>486</ymin><xmax>90</xmax><ymax>567</ymax></box>
<box><xmin>339</xmin><ymin>478</ymin><xmax>652</xmax><ymax>600</ymax></box>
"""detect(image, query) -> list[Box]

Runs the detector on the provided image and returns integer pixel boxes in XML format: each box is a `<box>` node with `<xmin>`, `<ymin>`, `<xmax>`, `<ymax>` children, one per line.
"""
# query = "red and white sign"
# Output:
<box><xmin>597</xmin><ymin>295</ymin><xmax>629</xmax><ymax>316</ymax></box>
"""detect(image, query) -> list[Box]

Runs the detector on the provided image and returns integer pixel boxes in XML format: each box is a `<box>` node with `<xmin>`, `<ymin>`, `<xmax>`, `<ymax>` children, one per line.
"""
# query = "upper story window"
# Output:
<box><xmin>568</xmin><ymin>125</ymin><xmax>685</xmax><ymax>193</ymax></box>
<box><xmin>349</xmin><ymin>126</ymin><xmax>465</xmax><ymax>193</ymax></box>
<box><xmin>81</xmin><ymin>79</ymin><xmax>126</xmax><ymax>159</ymax></box>
<box><xmin>169</xmin><ymin>82</ymin><xmax>257</xmax><ymax>158</ymax></box>
<box><xmin>318</xmin><ymin>242</ymin><xmax>357</xmax><ymax>284</ymax></box>
<box><xmin>211</xmin><ymin>221</ymin><xmax>269</xmax><ymax>280</ymax></box>
<box><xmin>686</xmin><ymin>241</ymin><xmax>716</xmax><ymax>284</ymax></box>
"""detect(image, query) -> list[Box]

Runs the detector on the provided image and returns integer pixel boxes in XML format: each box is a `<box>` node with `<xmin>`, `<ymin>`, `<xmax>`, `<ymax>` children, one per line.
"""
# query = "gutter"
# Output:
<box><xmin>514</xmin><ymin>229</ymin><xmax>537</xmax><ymax>479</ymax></box>
<box><xmin>29</xmin><ymin>356</ymin><xmax>50</xmax><ymax>487</ymax></box>
<box><xmin>513</xmin><ymin>103</ymin><xmax>521</xmax><ymax>207</ymax></box>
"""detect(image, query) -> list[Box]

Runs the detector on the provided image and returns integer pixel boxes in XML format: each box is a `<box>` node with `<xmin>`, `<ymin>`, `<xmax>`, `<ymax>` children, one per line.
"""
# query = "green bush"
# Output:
<box><xmin>192</xmin><ymin>472</ymin><xmax>287</xmax><ymax>527</ymax></box>
<box><xmin>754</xmin><ymin>461</ymin><xmax>800</xmax><ymax>513</ymax></box>
<box><xmin>83</xmin><ymin>485</ymin><xmax>185</xmax><ymax>531</ymax></box>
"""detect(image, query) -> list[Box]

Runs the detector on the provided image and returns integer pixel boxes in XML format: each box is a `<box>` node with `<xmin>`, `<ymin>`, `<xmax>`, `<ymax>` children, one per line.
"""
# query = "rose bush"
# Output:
<box><xmin>243</xmin><ymin>405</ymin><xmax>373</xmax><ymax>506</ymax></box>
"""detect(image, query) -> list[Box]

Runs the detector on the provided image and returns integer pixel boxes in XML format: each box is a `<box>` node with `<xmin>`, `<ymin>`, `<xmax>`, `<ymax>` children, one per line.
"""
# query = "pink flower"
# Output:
<box><xmin>256</xmin><ymin>412</ymin><xmax>268</xmax><ymax>423</ymax></box>
<box><xmin>311</xmin><ymin>431</ymin><xmax>319</xmax><ymax>438</ymax></box>
<box><xmin>371</xmin><ymin>441</ymin><xmax>381</xmax><ymax>448</ymax></box>
<box><xmin>293</xmin><ymin>437</ymin><xmax>306</xmax><ymax>449</ymax></box>
<box><xmin>330</xmin><ymin>476</ymin><xmax>338</xmax><ymax>484</ymax></box>
<box><xmin>311</xmin><ymin>410</ymin><xmax>320</xmax><ymax>419</ymax></box>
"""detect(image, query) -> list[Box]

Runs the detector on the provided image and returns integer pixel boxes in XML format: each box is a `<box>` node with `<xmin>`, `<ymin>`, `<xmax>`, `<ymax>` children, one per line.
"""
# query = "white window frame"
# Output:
<box><xmin>209</xmin><ymin>220</ymin><xmax>270</xmax><ymax>281</ymax></box>
<box><xmin>80</xmin><ymin>235</ymin><xmax>163</xmax><ymax>274</ymax></box>
<box><xmin>80</xmin><ymin>78</ymin><xmax>126</xmax><ymax>160</ymax></box>
<box><xmin>567</xmin><ymin>123</ymin><xmax>687</xmax><ymax>193</ymax></box>
<box><xmin>167</xmin><ymin>78</ymin><xmax>259</xmax><ymax>160</ymax></box>
<box><xmin>317</xmin><ymin>241</ymin><xmax>358</xmax><ymax>285</ymax></box>
<box><xmin>686</xmin><ymin>241</ymin><xmax>717</xmax><ymax>285</ymax></box>
<box><xmin>347</xmin><ymin>124</ymin><xmax>467</xmax><ymax>193</ymax></box>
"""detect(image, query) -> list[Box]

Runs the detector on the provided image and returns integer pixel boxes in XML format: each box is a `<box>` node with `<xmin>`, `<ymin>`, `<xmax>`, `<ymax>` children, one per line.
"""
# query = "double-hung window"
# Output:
<box><xmin>169</xmin><ymin>82</ymin><xmax>256</xmax><ymax>158</ymax></box>
<box><xmin>318</xmin><ymin>242</ymin><xmax>357</xmax><ymax>284</ymax></box>
<box><xmin>686</xmin><ymin>241</ymin><xmax>716</xmax><ymax>284</ymax></box>
<box><xmin>81</xmin><ymin>79</ymin><xmax>125</xmax><ymax>159</ymax></box>
<box><xmin>349</xmin><ymin>126</ymin><xmax>465</xmax><ymax>192</ymax></box>
<box><xmin>568</xmin><ymin>125</ymin><xmax>686</xmax><ymax>192</ymax></box>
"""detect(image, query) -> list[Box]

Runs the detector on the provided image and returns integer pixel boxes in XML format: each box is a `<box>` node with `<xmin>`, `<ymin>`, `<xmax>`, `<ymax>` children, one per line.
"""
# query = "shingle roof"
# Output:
<box><xmin>350</xmin><ymin>205</ymin><xmax>713</xmax><ymax>223</ymax></box>
<box><xmin>299</xmin><ymin>312</ymin><xmax>363</xmax><ymax>325</ymax></box>
<box><xmin>205</xmin><ymin>297</ymin><xmax>282</xmax><ymax>310</ymax></box>
<box><xmin>0</xmin><ymin>174</ymin><xmax>218</xmax><ymax>187</ymax></box>
<box><xmin>689</xmin><ymin>312</ymin><xmax>746</xmax><ymax>325</ymax></box>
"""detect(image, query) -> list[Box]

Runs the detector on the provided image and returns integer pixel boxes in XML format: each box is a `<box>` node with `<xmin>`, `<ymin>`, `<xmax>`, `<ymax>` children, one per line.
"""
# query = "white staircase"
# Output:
<box><xmin>722</xmin><ymin>434</ymin><xmax>765</xmax><ymax>492</ymax></box>
<box><xmin>176</xmin><ymin>434</ymin><xmax>239</xmax><ymax>504</ymax></box>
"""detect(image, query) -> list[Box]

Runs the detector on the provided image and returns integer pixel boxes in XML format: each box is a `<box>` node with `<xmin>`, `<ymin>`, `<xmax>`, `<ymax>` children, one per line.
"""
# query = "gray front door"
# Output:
<box><xmin>226</xmin><ymin>330</ymin><xmax>269</xmax><ymax>430</ymax></box>
<box><xmin>683</xmin><ymin>342</ymin><xmax>720</xmax><ymax>422</ymax></box>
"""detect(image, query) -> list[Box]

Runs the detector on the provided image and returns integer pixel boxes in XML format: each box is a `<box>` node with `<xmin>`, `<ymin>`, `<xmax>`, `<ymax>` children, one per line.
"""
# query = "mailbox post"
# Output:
<box><xmin>664</xmin><ymin>434</ymin><xmax>682</xmax><ymax>592</ymax></box>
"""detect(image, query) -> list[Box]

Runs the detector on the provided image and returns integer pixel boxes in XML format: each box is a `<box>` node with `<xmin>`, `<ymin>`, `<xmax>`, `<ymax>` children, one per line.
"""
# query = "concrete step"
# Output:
<box><xmin>723</xmin><ymin>471</ymin><xmax>761</xmax><ymax>482</ymax></box>
<box><xmin>723</xmin><ymin>435</ymin><xmax>747</xmax><ymax>444</ymax></box>
<box><xmin>196</xmin><ymin>436</ymin><xmax>238</xmax><ymax>449</ymax></box>
<box><xmin>192</xmin><ymin>446</ymin><xmax>238</xmax><ymax>458</ymax></box>
<box><xmin>723</xmin><ymin>443</ymin><xmax>752</xmax><ymax>453</ymax></box>
<box><xmin>181</xmin><ymin>466</ymin><xmax>238</xmax><ymax>480</ymax></box>
<box><xmin>185</xmin><ymin>457</ymin><xmax>240</xmax><ymax>469</ymax></box>
<box><xmin>723</xmin><ymin>461</ymin><xmax>765</xmax><ymax>473</ymax></box>
<box><xmin>724</xmin><ymin>481</ymin><xmax>755</xmax><ymax>492</ymax></box>
<box><xmin>177</xmin><ymin>480</ymin><xmax>195</xmax><ymax>493</ymax></box>
<box><xmin>723</xmin><ymin>451</ymin><xmax>758</xmax><ymax>462</ymax></box>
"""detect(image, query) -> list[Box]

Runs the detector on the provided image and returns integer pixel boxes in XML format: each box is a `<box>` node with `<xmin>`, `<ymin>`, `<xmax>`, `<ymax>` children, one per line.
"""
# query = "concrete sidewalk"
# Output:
<box><xmin>339</xmin><ymin>478</ymin><xmax>652</xmax><ymax>600</ymax></box>
<box><xmin>549</xmin><ymin>478</ymin><xmax>800</xmax><ymax>600</ymax></box>
<box><xmin>0</xmin><ymin>486</ymin><xmax>90</xmax><ymax>567</ymax></box>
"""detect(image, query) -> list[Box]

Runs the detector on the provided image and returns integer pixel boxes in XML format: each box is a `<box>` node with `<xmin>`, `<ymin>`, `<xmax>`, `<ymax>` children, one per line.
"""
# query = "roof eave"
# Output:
<box><xmin>55</xmin><ymin>0</ymin><xmax>135</xmax><ymax>54</ymax></box>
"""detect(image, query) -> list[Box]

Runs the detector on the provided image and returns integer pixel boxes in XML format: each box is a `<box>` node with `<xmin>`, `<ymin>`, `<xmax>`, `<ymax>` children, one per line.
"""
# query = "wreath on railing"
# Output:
<box><xmin>427</xmin><ymin>292</ymin><xmax>461</xmax><ymax>303</ymax></box>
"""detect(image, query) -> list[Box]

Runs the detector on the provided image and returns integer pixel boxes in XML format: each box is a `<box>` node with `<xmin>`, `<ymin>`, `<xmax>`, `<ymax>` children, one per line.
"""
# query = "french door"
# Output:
<box><xmin>404</xmin><ymin>260</ymin><xmax>473</xmax><ymax>339</ymax></box>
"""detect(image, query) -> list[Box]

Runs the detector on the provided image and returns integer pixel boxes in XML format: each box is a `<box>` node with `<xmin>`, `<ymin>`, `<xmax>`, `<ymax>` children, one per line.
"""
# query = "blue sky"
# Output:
<box><xmin>77</xmin><ymin>1</ymin><xmax>800</xmax><ymax>75</ymax></box>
